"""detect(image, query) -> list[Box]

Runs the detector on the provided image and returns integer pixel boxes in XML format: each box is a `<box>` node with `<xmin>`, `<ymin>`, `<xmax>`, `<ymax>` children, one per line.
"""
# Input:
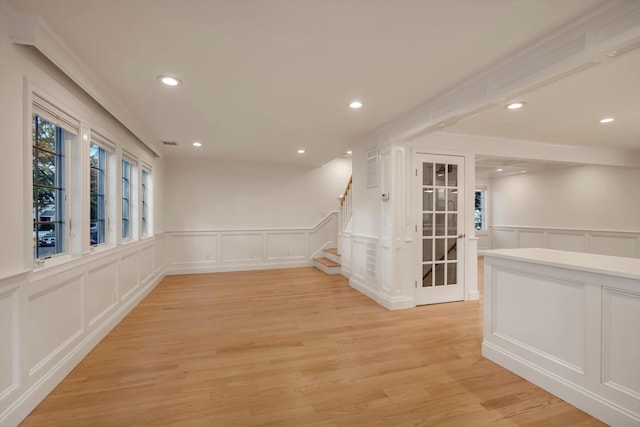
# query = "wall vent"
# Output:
<box><xmin>162</xmin><ymin>141</ymin><xmax>178</xmax><ymax>146</ymax></box>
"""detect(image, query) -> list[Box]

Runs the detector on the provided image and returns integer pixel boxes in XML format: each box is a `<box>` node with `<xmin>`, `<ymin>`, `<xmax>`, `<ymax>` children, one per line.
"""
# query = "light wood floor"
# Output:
<box><xmin>21</xmin><ymin>259</ymin><xmax>604</xmax><ymax>426</ymax></box>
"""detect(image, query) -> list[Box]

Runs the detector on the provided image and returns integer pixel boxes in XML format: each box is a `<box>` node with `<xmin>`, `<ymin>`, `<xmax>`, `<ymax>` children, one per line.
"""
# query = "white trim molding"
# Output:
<box><xmin>492</xmin><ymin>225</ymin><xmax>640</xmax><ymax>259</ymax></box>
<box><xmin>2</xmin><ymin>2</ymin><xmax>161</xmax><ymax>157</ymax></box>
<box><xmin>164</xmin><ymin>212</ymin><xmax>339</xmax><ymax>275</ymax></box>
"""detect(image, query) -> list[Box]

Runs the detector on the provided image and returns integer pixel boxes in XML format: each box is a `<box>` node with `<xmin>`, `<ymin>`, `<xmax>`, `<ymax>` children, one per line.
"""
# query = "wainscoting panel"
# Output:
<box><xmin>493</xmin><ymin>267</ymin><xmax>587</xmax><ymax>374</ymax></box>
<box><xmin>0</xmin><ymin>286</ymin><xmax>18</xmax><ymax>401</ymax></box>
<box><xmin>548</xmin><ymin>232</ymin><xmax>587</xmax><ymax>253</ymax></box>
<box><xmin>222</xmin><ymin>233</ymin><xmax>264</xmax><ymax>262</ymax></box>
<box><xmin>591</xmin><ymin>234</ymin><xmax>637</xmax><ymax>258</ymax></box>
<box><xmin>352</xmin><ymin>239</ymin><xmax>367</xmax><ymax>280</ymax></box>
<box><xmin>379</xmin><ymin>244</ymin><xmax>391</xmax><ymax>293</ymax></box>
<box><xmin>170</xmin><ymin>234</ymin><xmax>218</xmax><ymax>265</ymax></box>
<box><xmin>518</xmin><ymin>230</ymin><xmax>545</xmax><ymax>248</ymax></box>
<box><xmin>339</xmin><ymin>233</ymin><xmax>352</xmax><ymax>275</ymax></box>
<box><xmin>492</xmin><ymin>226</ymin><xmax>640</xmax><ymax>259</ymax></box>
<box><xmin>140</xmin><ymin>245</ymin><xmax>154</xmax><ymax>283</ymax></box>
<box><xmin>602</xmin><ymin>287</ymin><xmax>640</xmax><ymax>400</ymax></box>
<box><xmin>0</xmin><ymin>237</ymin><xmax>166</xmax><ymax>427</ymax></box>
<box><xmin>165</xmin><ymin>212</ymin><xmax>339</xmax><ymax>274</ymax></box>
<box><xmin>119</xmin><ymin>253</ymin><xmax>140</xmax><ymax>301</ymax></box>
<box><xmin>348</xmin><ymin>235</ymin><xmax>380</xmax><ymax>304</ymax></box>
<box><xmin>266</xmin><ymin>232</ymin><xmax>306</xmax><ymax>260</ymax></box>
<box><xmin>86</xmin><ymin>261</ymin><xmax>118</xmax><ymax>327</ymax></box>
<box><xmin>477</xmin><ymin>232</ymin><xmax>492</xmax><ymax>250</ymax></box>
<box><xmin>493</xmin><ymin>228</ymin><xmax>517</xmax><ymax>249</ymax></box>
<box><xmin>309</xmin><ymin>213</ymin><xmax>338</xmax><ymax>258</ymax></box>
<box><xmin>27</xmin><ymin>274</ymin><xmax>84</xmax><ymax>377</ymax></box>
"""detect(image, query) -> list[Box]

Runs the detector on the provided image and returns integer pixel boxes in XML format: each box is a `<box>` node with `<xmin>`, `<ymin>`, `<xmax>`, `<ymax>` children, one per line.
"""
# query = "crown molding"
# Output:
<box><xmin>3</xmin><ymin>2</ymin><xmax>163</xmax><ymax>157</ymax></box>
<box><xmin>372</xmin><ymin>0</ymin><xmax>640</xmax><ymax>146</ymax></box>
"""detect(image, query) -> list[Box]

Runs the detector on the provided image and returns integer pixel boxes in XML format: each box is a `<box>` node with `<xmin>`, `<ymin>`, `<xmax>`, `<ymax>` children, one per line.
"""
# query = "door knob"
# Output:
<box><xmin>458</xmin><ymin>233</ymin><xmax>465</xmax><ymax>239</ymax></box>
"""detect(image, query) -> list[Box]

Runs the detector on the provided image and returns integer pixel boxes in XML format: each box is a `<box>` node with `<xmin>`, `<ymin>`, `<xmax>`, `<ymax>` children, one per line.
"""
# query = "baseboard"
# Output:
<box><xmin>349</xmin><ymin>276</ymin><xmax>414</xmax><ymax>311</ymax></box>
<box><xmin>349</xmin><ymin>275</ymin><xmax>379</xmax><ymax>303</ymax></box>
<box><xmin>379</xmin><ymin>294</ymin><xmax>415</xmax><ymax>310</ymax></box>
<box><xmin>1</xmin><ymin>269</ymin><xmax>166</xmax><ymax>427</ymax></box>
<box><xmin>467</xmin><ymin>289</ymin><xmax>480</xmax><ymax>301</ymax></box>
<box><xmin>165</xmin><ymin>260</ymin><xmax>310</xmax><ymax>275</ymax></box>
<box><xmin>482</xmin><ymin>341</ymin><xmax>640</xmax><ymax>427</ymax></box>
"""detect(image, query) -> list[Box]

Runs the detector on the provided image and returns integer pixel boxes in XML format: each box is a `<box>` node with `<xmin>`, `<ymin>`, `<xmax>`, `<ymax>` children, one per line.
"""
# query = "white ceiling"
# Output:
<box><xmin>476</xmin><ymin>156</ymin><xmax>581</xmax><ymax>179</ymax></box>
<box><xmin>449</xmin><ymin>44</ymin><xmax>640</xmax><ymax>151</ymax></box>
<box><xmin>7</xmin><ymin>0</ymin><xmax>608</xmax><ymax>165</ymax></box>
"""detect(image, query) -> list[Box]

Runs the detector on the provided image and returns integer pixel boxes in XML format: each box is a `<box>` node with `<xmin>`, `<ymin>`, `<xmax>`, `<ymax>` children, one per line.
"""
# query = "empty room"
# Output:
<box><xmin>1</xmin><ymin>1</ymin><xmax>639</xmax><ymax>426</ymax></box>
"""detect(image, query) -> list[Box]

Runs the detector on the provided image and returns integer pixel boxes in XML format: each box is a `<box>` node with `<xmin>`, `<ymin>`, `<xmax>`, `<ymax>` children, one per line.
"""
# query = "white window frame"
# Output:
<box><xmin>89</xmin><ymin>131</ymin><xmax>116</xmax><ymax>250</ymax></box>
<box><xmin>31</xmin><ymin>93</ymin><xmax>80</xmax><ymax>266</ymax></box>
<box><xmin>121</xmin><ymin>150</ymin><xmax>139</xmax><ymax>243</ymax></box>
<box><xmin>140</xmin><ymin>163</ymin><xmax>152</xmax><ymax>238</ymax></box>
<box><xmin>475</xmin><ymin>186</ymin><xmax>488</xmax><ymax>232</ymax></box>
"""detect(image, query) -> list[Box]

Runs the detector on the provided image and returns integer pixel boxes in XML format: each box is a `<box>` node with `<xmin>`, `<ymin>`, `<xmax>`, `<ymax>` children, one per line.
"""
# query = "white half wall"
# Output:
<box><xmin>165</xmin><ymin>212</ymin><xmax>340</xmax><ymax>275</ymax></box>
<box><xmin>0</xmin><ymin>237</ymin><xmax>167</xmax><ymax>427</ymax></box>
<box><xmin>483</xmin><ymin>250</ymin><xmax>640</xmax><ymax>426</ymax></box>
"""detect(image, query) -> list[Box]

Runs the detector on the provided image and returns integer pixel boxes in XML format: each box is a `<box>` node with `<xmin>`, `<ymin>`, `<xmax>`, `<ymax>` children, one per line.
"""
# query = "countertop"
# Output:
<box><xmin>479</xmin><ymin>248</ymin><xmax>640</xmax><ymax>281</ymax></box>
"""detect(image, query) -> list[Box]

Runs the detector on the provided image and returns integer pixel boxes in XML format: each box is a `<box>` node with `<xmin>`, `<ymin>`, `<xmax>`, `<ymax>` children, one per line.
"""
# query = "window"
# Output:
<box><xmin>475</xmin><ymin>188</ymin><xmax>487</xmax><ymax>230</ymax></box>
<box><xmin>141</xmin><ymin>169</ymin><xmax>149</xmax><ymax>236</ymax></box>
<box><xmin>90</xmin><ymin>143</ymin><xmax>106</xmax><ymax>246</ymax></box>
<box><xmin>33</xmin><ymin>114</ymin><xmax>68</xmax><ymax>258</ymax></box>
<box><xmin>122</xmin><ymin>160</ymin><xmax>131</xmax><ymax>239</ymax></box>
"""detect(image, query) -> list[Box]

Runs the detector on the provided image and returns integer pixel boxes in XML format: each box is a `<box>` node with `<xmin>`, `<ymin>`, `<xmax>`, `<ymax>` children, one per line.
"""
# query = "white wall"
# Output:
<box><xmin>0</xmin><ymin>7</ymin><xmax>166</xmax><ymax>426</ymax></box>
<box><xmin>164</xmin><ymin>157</ymin><xmax>351</xmax><ymax>230</ymax></box>
<box><xmin>491</xmin><ymin>165</ymin><xmax>640</xmax><ymax>231</ymax></box>
<box><xmin>490</xmin><ymin>165</ymin><xmax>640</xmax><ymax>258</ymax></box>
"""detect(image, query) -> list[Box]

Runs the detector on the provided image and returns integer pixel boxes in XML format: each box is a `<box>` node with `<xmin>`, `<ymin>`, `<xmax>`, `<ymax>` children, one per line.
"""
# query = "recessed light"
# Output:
<box><xmin>496</xmin><ymin>168</ymin><xmax>503</xmax><ymax>172</ymax></box>
<box><xmin>158</xmin><ymin>75</ymin><xmax>182</xmax><ymax>86</ymax></box>
<box><xmin>506</xmin><ymin>102</ymin><xmax>525</xmax><ymax>110</ymax></box>
<box><xmin>599</xmin><ymin>117</ymin><xmax>614</xmax><ymax>124</ymax></box>
<box><xmin>297</xmin><ymin>149</ymin><xmax>306</xmax><ymax>154</ymax></box>
<box><xmin>349</xmin><ymin>101</ymin><xmax>363</xmax><ymax>109</ymax></box>
<box><xmin>346</xmin><ymin>150</ymin><xmax>353</xmax><ymax>155</ymax></box>
<box><xmin>192</xmin><ymin>142</ymin><xmax>202</xmax><ymax>147</ymax></box>
<box><xmin>521</xmin><ymin>170</ymin><xmax>527</xmax><ymax>173</ymax></box>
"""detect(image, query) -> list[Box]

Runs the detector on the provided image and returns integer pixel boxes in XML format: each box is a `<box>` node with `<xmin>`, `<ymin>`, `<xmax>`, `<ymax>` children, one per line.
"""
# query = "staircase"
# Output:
<box><xmin>314</xmin><ymin>247</ymin><xmax>341</xmax><ymax>275</ymax></box>
<box><xmin>312</xmin><ymin>176</ymin><xmax>351</xmax><ymax>276</ymax></box>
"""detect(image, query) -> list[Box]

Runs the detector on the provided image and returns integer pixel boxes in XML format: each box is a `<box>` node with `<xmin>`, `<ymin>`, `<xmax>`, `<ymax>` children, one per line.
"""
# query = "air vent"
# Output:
<box><xmin>162</xmin><ymin>141</ymin><xmax>178</xmax><ymax>146</ymax></box>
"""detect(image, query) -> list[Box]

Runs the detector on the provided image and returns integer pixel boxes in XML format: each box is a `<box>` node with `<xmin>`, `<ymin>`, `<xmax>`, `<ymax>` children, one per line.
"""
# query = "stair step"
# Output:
<box><xmin>314</xmin><ymin>257</ymin><xmax>340</xmax><ymax>268</ymax></box>
<box><xmin>313</xmin><ymin>256</ymin><xmax>341</xmax><ymax>275</ymax></box>
<box><xmin>325</xmin><ymin>248</ymin><xmax>340</xmax><ymax>257</ymax></box>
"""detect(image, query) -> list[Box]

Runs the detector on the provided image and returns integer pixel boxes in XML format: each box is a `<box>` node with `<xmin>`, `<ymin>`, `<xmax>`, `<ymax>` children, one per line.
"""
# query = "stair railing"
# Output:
<box><xmin>340</xmin><ymin>176</ymin><xmax>353</xmax><ymax>230</ymax></box>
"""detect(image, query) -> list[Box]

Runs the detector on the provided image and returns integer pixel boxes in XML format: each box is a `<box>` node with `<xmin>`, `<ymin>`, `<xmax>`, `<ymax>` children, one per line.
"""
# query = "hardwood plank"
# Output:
<box><xmin>20</xmin><ymin>260</ymin><xmax>604</xmax><ymax>426</ymax></box>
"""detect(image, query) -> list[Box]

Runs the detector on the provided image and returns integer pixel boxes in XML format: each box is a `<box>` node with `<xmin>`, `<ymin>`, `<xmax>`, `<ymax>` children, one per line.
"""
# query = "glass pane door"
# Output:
<box><xmin>416</xmin><ymin>154</ymin><xmax>464</xmax><ymax>305</ymax></box>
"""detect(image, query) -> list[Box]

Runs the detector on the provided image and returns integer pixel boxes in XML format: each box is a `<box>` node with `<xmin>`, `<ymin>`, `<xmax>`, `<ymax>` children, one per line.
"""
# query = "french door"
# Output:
<box><xmin>415</xmin><ymin>154</ymin><xmax>465</xmax><ymax>305</ymax></box>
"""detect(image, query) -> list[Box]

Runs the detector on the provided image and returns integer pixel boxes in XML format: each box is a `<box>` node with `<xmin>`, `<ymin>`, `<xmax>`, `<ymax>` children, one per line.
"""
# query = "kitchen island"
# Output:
<box><xmin>480</xmin><ymin>248</ymin><xmax>640</xmax><ymax>426</ymax></box>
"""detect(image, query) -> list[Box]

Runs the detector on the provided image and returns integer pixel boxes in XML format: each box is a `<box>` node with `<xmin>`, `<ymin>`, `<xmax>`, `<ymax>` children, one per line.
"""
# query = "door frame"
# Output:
<box><xmin>413</xmin><ymin>152</ymin><xmax>466</xmax><ymax>305</ymax></box>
